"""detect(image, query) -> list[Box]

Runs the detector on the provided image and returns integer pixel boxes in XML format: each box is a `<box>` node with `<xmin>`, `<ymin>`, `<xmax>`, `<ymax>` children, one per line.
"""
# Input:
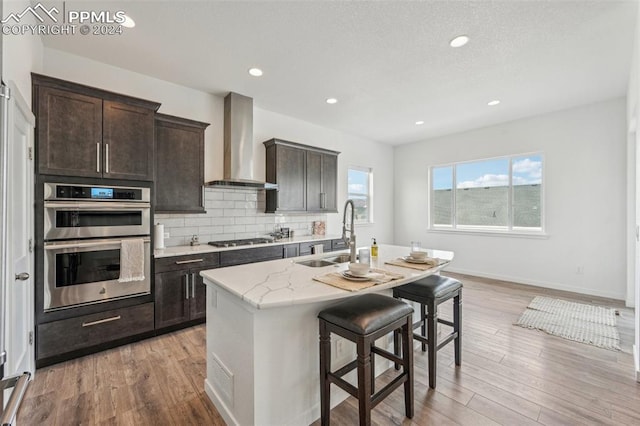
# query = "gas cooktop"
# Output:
<box><xmin>208</xmin><ymin>237</ymin><xmax>274</xmax><ymax>248</ymax></box>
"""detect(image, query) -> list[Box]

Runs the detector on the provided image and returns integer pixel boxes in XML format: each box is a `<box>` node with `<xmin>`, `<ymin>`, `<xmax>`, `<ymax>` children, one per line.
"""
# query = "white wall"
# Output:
<box><xmin>42</xmin><ymin>48</ymin><xmax>394</xmax><ymax>241</ymax></box>
<box><xmin>2</xmin><ymin>2</ymin><xmax>44</xmax><ymax>101</ymax></box>
<box><xmin>394</xmin><ymin>98</ymin><xmax>627</xmax><ymax>300</ymax></box>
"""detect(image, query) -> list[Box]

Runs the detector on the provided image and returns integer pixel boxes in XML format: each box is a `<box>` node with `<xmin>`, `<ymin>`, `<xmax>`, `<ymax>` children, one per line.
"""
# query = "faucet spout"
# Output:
<box><xmin>342</xmin><ymin>200</ymin><xmax>356</xmax><ymax>263</ymax></box>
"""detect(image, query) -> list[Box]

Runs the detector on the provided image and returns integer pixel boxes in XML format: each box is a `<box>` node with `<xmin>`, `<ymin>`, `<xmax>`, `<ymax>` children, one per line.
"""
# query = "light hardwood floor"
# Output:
<box><xmin>17</xmin><ymin>273</ymin><xmax>639</xmax><ymax>425</ymax></box>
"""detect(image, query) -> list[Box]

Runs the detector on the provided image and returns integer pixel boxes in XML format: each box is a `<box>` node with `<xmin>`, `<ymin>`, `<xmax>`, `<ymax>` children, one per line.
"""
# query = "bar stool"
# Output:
<box><xmin>393</xmin><ymin>275</ymin><xmax>462</xmax><ymax>389</ymax></box>
<box><xmin>318</xmin><ymin>293</ymin><xmax>414</xmax><ymax>426</ymax></box>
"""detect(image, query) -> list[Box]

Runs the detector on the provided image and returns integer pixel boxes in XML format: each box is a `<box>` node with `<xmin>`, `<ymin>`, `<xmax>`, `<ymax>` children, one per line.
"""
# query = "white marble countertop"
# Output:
<box><xmin>200</xmin><ymin>244</ymin><xmax>454</xmax><ymax>309</ymax></box>
<box><xmin>154</xmin><ymin>234</ymin><xmax>342</xmax><ymax>258</ymax></box>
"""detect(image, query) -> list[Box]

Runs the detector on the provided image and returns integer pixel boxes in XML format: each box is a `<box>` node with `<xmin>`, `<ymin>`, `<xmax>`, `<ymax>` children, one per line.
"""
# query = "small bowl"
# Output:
<box><xmin>348</xmin><ymin>262</ymin><xmax>369</xmax><ymax>276</ymax></box>
<box><xmin>409</xmin><ymin>251</ymin><xmax>427</xmax><ymax>260</ymax></box>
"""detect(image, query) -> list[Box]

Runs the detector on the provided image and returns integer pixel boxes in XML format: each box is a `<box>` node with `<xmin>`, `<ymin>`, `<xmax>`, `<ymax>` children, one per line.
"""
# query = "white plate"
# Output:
<box><xmin>341</xmin><ymin>271</ymin><xmax>371</xmax><ymax>281</ymax></box>
<box><xmin>402</xmin><ymin>256</ymin><xmax>436</xmax><ymax>264</ymax></box>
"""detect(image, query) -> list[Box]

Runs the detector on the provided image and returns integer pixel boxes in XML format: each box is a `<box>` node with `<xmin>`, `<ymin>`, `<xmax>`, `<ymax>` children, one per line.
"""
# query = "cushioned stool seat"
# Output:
<box><xmin>393</xmin><ymin>275</ymin><xmax>462</xmax><ymax>389</ymax></box>
<box><xmin>318</xmin><ymin>294</ymin><xmax>414</xmax><ymax>425</ymax></box>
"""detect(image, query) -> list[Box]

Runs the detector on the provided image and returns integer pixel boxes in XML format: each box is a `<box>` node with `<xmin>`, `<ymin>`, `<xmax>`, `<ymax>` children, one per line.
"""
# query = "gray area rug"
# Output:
<box><xmin>514</xmin><ymin>296</ymin><xmax>621</xmax><ymax>351</ymax></box>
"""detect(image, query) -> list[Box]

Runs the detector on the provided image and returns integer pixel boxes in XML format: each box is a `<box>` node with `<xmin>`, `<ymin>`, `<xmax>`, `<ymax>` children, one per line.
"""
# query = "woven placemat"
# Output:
<box><xmin>313</xmin><ymin>268</ymin><xmax>404</xmax><ymax>292</ymax></box>
<box><xmin>384</xmin><ymin>257</ymin><xmax>443</xmax><ymax>271</ymax></box>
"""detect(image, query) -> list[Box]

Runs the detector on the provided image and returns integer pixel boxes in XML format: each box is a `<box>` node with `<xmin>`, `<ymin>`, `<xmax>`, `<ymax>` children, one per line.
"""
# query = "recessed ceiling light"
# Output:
<box><xmin>326</xmin><ymin>98</ymin><xmax>338</xmax><ymax>104</ymax></box>
<box><xmin>487</xmin><ymin>100</ymin><xmax>501</xmax><ymax>106</ymax></box>
<box><xmin>248</xmin><ymin>68</ymin><xmax>263</xmax><ymax>77</ymax></box>
<box><xmin>121</xmin><ymin>14</ymin><xmax>135</xmax><ymax>28</ymax></box>
<box><xmin>415</xmin><ymin>120</ymin><xmax>425</xmax><ymax>125</ymax></box>
<box><xmin>449</xmin><ymin>35</ymin><xmax>469</xmax><ymax>48</ymax></box>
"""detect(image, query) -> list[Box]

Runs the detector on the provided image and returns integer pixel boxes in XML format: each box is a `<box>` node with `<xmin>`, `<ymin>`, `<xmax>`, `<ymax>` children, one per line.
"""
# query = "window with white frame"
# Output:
<box><xmin>348</xmin><ymin>166</ymin><xmax>373</xmax><ymax>224</ymax></box>
<box><xmin>431</xmin><ymin>154</ymin><xmax>543</xmax><ymax>232</ymax></box>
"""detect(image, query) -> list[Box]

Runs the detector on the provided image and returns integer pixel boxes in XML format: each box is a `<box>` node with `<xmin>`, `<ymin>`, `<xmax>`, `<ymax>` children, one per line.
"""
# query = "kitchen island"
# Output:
<box><xmin>201</xmin><ymin>244</ymin><xmax>454</xmax><ymax>426</ymax></box>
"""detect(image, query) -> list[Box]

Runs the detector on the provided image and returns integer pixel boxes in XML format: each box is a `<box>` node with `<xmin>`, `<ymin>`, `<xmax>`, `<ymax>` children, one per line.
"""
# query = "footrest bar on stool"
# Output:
<box><xmin>327</xmin><ymin>373</ymin><xmax>358</xmax><ymax>398</ymax></box>
<box><xmin>332</xmin><ymin>360</ymin><xmax>357</xmax><ymax>379</ymax></box>
<box><xmin>371</xmin><ymin>346</ymin><xmax>404</xmax><ymax>365</ymax></box>
<box><xmin>412</xmin><ymin>333</ymin><xmax>428</xmax><ymax>346</ymax></box>
<box><xmin>436</xmin><ymin>331</ymin><xmax>458</xmax><ymax>351</ymax></box>
<box><xmin>371</xmin><ymin>373</ymin><xmax>408</xmax><ymax>408</ymax></box>
<box><xmin>438</xmin><ymin>318</ymin><xmax>454</xmax><ymax>327</ymax></box>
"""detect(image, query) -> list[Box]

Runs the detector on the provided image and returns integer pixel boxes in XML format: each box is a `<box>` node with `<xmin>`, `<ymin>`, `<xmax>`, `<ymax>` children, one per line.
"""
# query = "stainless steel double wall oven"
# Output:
<box><xmin>42</xmin><ymin>182</ymin><xmax>151</xmax><ymax>311</ymax></box>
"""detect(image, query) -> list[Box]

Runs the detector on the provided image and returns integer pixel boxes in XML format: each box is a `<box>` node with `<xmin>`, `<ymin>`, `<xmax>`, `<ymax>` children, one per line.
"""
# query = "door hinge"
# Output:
<box><xmin>28</xmin><ymin>238</ymin><xmax>33</xmax><ymax>253</ymax></box>
<box><xmin>28</xmin><ymin>147</ymin><xmax>33</xmax><ymax>160</ymax></box>
<box><xmin>28</xmin><ymin>331</ymin><xmax>33</xmax><ymax>345</ymax></box>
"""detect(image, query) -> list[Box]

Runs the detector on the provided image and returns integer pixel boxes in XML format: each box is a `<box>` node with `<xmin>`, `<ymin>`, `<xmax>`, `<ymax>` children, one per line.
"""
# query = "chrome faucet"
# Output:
<box><xmin>342</xmin><ymin>199</ymin><xmax>356</xmax><ymax>262</ymax></box>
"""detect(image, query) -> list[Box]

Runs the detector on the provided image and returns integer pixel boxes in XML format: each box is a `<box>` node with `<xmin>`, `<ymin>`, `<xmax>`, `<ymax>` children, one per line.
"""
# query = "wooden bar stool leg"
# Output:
<box><xmin>319</xmin><ymin>321</ymin><xmax>331</xmax><ymax>426</ymax></box>
<box><xmin>356</xmin><ymin>337</ymin><xmax>372</xmax><ymax>426</ymax></box>
<box><xmin>393</xmin><ymin>328</ymin><xmax>401</xmax><ymax>370</ymax></box>
<box><xmin>420</xmin><ymin>303</ymin><xmax>427</xmax><ymax>352</ymax></box>
<box><xmin>402</xmin><ymin>316</ymin><xmax>414</xmax><ymax>418</ymax></box>
<box><xmin>427</xmin><ymin>300</ymin><xmax>438</xmax><ymax>389</ymax></box>
<box><xmin>371</xmin><ymin>342</ymin><xmax>375</xmax><ymax>395</ymax></box>
<box><xmin>454</xmin><ymin>292</ymin><xmax>462</xmax><ymax>366</ymax></box>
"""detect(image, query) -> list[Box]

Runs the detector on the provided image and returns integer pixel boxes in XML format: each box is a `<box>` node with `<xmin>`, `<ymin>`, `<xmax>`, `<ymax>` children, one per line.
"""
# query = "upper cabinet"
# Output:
<box><xmin>264</xmin><ymin>139</ymin><xmax>339</xmax><ymax>213</ymax></box>
<box><xmin>32</xmin><ymin>73</ymin><xmax>160</xmax><ymax>181</ymax></box>
<box><xmin>155</xmin><ymin>113</ymin><xmax>210</xmax><ymax>213</ymax></box>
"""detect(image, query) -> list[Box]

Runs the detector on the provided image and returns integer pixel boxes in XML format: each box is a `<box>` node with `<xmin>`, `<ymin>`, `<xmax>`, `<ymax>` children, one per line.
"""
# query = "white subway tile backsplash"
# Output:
<box><xmin>154</xmin><ymin>189</ymin><xmax>328</xmax><ymax>247</ymax></box>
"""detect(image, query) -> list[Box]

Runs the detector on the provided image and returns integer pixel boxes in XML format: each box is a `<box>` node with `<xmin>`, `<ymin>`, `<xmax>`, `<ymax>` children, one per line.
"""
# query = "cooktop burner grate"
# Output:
<box><xmin>208</xmin><ymin>237</ymin><xmax>274</xmax><ymax>248</ymax></box>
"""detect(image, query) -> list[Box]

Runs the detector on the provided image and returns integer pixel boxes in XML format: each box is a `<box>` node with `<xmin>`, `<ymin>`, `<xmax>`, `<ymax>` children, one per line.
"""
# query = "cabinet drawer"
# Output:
<box><xmin>37</xmin><ymin>302</ymin><xmax>154</xmax><ymax>359</ymax></box>
<box><xmin>219</xmin><ymin>245</ymin><xmax>283</xmax><ymax>267</ymax></box>
<box><xmin>155</xmin><ymin>252</ymin><xmax>220</xmax><ymax>273</ymax></box>
<box><xmin>299</xmin><ymin>240</ymin><xmax>332</xmax><ymax>255</ymax></box>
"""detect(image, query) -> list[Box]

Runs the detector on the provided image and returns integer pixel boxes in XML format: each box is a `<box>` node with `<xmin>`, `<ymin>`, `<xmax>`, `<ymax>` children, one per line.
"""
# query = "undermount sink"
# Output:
<box><xmin>296</xmin><ymin>253</ymin><xmax>356</xmax><ymax>267</ymax></box>
<box><xmin>322</xmin><ymin>253</ymin><xmax>352</xmax><ymax>264</ymax></box>
<box><xmin>296</xmin><ymin>259</ymin><xmax>336</xmax><ymax>268</ymax></box>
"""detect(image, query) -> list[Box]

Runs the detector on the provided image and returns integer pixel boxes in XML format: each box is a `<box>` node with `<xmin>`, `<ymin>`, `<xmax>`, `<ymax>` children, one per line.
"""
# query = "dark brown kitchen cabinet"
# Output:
<box><xmin>306</xmin><ymin>151</ymin><xmax>338</xmax><ymax>212</ymax></box>
<box><xmin>265</xmin><ymin>140</ymin><xmax>306</xmax><ymax>212</ymax></box>
<box><xmin>32</xmin><ymin>73</ymin><xmax>160</xmax><ymax>181</ymax></box>
<box><xmin>264</xmin><ymin>139</ymin><xmax>339</xmax><ymax>213</ymax></box>
<box><xmin>37</xmin><ymin>302</ymin><xmax>155</xmax><ymax>361</ymax></box>
<box><xmin>283</xmin><ymin>243</ymin><xmax>300</xmax><ymax>258</ymax></box>
<box><xmin>299</xmin><ymin>239</ymin><xmax>332</xmax><ymax>255</ymax></box>
<box><xmin>219</xmin><ymin>245</ymin><xmax>283</xmax><ymax>267</ymax></box>
<box><xmin>155</xmin><ymin>114</ymin><xmax>210</xmax><ymax>213</ymax></box>
<box><xmin>154</xmin><ymin>252</ymin><xmax>219</xmax><ymax>329</ymax></box>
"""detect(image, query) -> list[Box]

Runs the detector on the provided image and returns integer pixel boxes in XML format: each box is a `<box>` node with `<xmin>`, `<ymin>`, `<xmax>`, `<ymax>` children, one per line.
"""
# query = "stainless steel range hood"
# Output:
<box><xmin>206</xmin><ymin>92</ymin><xmax>277</xmax><ymax>189</ymax></box>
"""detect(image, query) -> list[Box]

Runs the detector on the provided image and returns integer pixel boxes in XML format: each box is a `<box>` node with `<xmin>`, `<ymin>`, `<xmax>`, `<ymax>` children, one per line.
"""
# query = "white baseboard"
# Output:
<box><xmin>205</xmin><ymin>379</ymin><xmax>239</xmax><ymax>426</ymax></box>
<box><xmin>445</xmin><ymin>267</ymin><xmax>626</xmax><ymax>301</ymax></box>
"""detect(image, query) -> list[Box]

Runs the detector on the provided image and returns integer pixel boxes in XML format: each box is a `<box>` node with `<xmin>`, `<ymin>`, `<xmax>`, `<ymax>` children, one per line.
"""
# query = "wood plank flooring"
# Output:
<box><xmin>17</xmin><ymin>273</ymin><xmax>639</xmax><ymax>425</ymax></box>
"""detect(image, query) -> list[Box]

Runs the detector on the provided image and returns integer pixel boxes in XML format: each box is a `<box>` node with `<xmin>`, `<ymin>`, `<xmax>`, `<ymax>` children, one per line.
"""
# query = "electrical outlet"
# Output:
<box><xmin>164</xmin><ymin>232</ymin><xmax>170</xmax><ymax>239</ymax></box>
<box><xmin>336</xmin><ymin>338</ymin><xmax>346</xmax><ymax>358</ymax></box>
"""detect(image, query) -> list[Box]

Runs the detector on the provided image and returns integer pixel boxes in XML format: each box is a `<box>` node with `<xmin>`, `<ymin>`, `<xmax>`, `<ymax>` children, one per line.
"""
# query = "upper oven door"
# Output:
<box><xmin>44</xmin><ymin>201</ymin><xmax>150</xmax><ymax>240</ymax></box>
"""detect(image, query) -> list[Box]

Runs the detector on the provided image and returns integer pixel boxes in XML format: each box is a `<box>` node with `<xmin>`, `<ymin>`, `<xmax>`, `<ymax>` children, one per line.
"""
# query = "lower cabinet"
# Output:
<box><xmin>154</xmin><ymin>252</ymin><xmax>219</xmax><ymax>329</ymax></box>
<box><xmin>37</xmin><ymin>302</ymin><xmax>155</xmax><ymax>360</ymax></box>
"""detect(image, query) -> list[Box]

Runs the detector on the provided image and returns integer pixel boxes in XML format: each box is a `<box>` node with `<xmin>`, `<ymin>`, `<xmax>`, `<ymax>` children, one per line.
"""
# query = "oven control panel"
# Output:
<box><xmin>45</xmin><ymin>183</ymin><xmax>150</xmax><ymax>202</ymax></box>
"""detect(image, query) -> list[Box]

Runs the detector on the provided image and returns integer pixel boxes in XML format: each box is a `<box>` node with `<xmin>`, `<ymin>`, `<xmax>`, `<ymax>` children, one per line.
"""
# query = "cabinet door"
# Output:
<box><xmin>306</xmin><ymin>151</ymin><xmax>322</xmax><ymax>211</ymax></box>
<box><xmin>103</xmin><ymin>101</ymin><xmax>155</xmax><ymax>181</ymax></box>
<box><xmin>283</xmin><ymin>244</ymin><xmax>300</xmax><ymax>258</ymax></box>
<box><xmin>36</xmin><ymin>86</ymin><xmax>103</xmax><ymax>177</ymax></box>
<box><xmin>321</xmin><ymin>153</ymin><xmax>338</xmax><ymax>212</ymax></box>
<box><xmin>190</xmin><ymin>270</ymin><xmax>207</xmax><ymax>321</ymax></box>
<box><xmin>275</xmin><ymin>145</ymin><xmax>306</xmax><ymax>211</ymax></box>
<box><xmin>155</xmin><ymin>270</ymin><xmax>190</xmax><ymax>329</ymax></box>
<box><xmin>155</xmin><ymin>116</ymin><xmax>206</xmax><ymax>213</ymax></box>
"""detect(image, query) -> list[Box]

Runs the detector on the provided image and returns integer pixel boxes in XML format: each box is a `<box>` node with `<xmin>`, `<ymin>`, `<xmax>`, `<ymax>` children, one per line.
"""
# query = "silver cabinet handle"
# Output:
<box><xmin>185</xmin><ymin>274</ymin><xmax>191</xmax><ymax>299</ymax></box>
<box><xmin>96</xmin><ymin>142</ymin><xmax>100</xmax><ymax>173</ymax></box>
<box><xmin>14</xmin><ymin>272</ymin><xmax>29</xmax><ymax>281</ymax></box>
<box><xmin>175</xmin><ymin>258</ymin><xmax>203</xmax><ymax>265</ymax></box>
<box><xmin>82</xmin><ymin>315</ymin><xmax>121</xmax><ymax>327</ymax></box>
<box><xmin>191</xmin><ymin>273</ymin><xmax>196</xmax><ymax>299</ymax></box>
<box><xmin>105</xmin><ymin>143</ymin><xmax>110</xmax><ymax>173</ymax></box>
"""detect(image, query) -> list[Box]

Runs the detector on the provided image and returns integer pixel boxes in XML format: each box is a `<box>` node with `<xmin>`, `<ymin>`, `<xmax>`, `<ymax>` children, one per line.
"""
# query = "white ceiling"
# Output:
<box><xmin>41</xmin><ymin>1</ymin><xmax>638</xmax><ymax>145</ymax></box>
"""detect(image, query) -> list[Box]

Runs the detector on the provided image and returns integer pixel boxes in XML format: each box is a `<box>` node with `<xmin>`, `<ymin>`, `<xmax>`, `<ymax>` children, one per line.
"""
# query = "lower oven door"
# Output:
<box><xmin>43</xmin><ymin>237</ymin><xmax>151</xmax><ymax>311</ymax></box>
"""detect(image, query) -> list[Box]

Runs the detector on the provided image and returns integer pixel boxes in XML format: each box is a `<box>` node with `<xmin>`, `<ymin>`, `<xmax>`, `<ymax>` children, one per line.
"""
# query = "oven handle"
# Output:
<box><xmin>44</xmin><ymin>202</ymin><xmax>150</xmax><ymax>209</ymax></box>
<box><xmin>44</xmin><ymin>237</ymin><xmax>150</xmax><ymax>250</ymax></box>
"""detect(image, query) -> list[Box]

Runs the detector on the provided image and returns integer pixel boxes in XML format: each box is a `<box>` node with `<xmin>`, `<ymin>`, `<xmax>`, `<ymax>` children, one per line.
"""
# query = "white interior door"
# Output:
<box><xmin>5</xmin><ymin>81</ymin><xmax>35</xmax><ymax>378</ymax></box>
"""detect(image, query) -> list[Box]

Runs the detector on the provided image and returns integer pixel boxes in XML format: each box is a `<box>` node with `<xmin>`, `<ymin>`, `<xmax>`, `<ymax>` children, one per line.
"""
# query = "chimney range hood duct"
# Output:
<box><xmin>206</xmin><ymin>92</ymin><xmax>277</xmax><ymax>189</ymax></box>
